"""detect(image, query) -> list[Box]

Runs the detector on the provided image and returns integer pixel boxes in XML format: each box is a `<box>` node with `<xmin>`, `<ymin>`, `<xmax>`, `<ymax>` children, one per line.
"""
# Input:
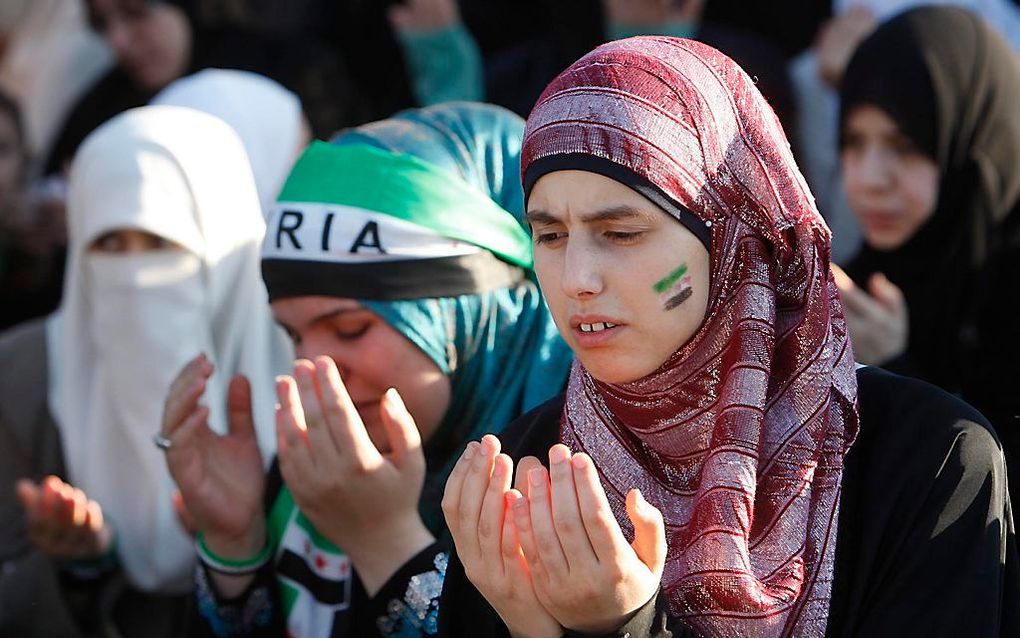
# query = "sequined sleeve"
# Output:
<box><xmin>373</xmin><ymin>543</ymin><xmax>447</xmax><ymax>637</ymax></box>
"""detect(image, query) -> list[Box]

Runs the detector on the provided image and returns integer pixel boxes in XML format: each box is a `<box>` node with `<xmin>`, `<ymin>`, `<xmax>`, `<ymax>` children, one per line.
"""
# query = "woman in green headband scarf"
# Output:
<box><xmin>160</xmin><ymin>102</ymin><xmax>572</xmax><ymax>637</ymax></box>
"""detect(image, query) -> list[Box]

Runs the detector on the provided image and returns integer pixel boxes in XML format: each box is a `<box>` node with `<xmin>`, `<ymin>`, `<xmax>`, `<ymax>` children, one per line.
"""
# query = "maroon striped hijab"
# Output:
<box><xmin>522</xmin><ymin>37</ymin><xmax>858</xmax><ymax>637</ymax></box>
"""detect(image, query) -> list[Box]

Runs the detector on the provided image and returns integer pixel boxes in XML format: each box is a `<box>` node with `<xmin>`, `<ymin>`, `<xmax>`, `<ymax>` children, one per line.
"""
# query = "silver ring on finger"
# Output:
<box><xmin>153</xmin><ymin>433</ymin><xmax>173</xmax><ymax>452</ymax></box>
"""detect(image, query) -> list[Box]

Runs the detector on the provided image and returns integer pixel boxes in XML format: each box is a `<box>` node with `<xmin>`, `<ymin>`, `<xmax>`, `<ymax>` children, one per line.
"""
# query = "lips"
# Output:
<box><xmin>569</xmin><ymin>314</ymin><xmax>625</xmax><ymax>348</ymax></box>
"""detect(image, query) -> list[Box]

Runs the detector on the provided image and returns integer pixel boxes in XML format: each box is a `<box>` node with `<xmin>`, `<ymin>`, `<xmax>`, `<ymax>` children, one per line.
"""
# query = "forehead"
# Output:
<box><xmin>526</xmin><ymin>170</ymin><xmax>663</xmax><ymax>222</ymax></box>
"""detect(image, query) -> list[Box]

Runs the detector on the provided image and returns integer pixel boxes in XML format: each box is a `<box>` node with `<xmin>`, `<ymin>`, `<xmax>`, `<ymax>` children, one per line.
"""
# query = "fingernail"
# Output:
<box><xmin>529</xmin><ymin>467</ymin><xmax>544</xmax><ymax>487</ymax></box>
<box><xmin>463</xmin><ymin>443</ymin><xmax>477</xmax><ymax>460</ymax></box>
<box><xmin>571</xmin><ymin>454</ymin><xmax>587</xmax><ymax>470</ymax></box>
<box><xmin>549</xmin><ymin>445</ymin><xmax>569</xmax><ymax>464</ymax></box>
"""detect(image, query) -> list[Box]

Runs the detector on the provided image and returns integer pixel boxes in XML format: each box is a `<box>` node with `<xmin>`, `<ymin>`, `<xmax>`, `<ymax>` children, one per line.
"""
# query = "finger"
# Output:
<box><xmin>513</xmin><ymin>456</ymin><xmax>543</xmax><ymax>499</ymax></box>
<box><xmin>379</xmin><ymin>388</ymin><xmax>422</xmax><ymax>468</ymax></box>
<box><xmin>69</xmin><ymin>488</ymin><xmax>89</xmax><ymax>528</ymax></box>
<box><xmin>164</xmin><ymin>354</ymin><xmax>212</xmax><ymax>435</ymax></box>
<box><xmin>292</xmin><ymin>360</ymin><xmax>324</xmax><ymax>431</ymax></box>
<box><xmin>442</xmin><ymin>441</ymin><xmax>479</xmax><ymax>538</ymax></box>
<box><xmin>869</xmin><ymin>272</ymin><xmax>905</xmax><ymax>312</ymax></box>
<box><xmin>15</xmin><ymin>479</ymin><xmax>40</xmax><ymax>510</ymax></box>
<box><xmin>548</xmin><ymin>445</ymin><xmax>596</xmax><ymax>568</ymax></box>
<box><xmin>275</xmin><ymin>383</ymin><xmax>315</xmax><ymax>469</ymax></box>
<box><xmin>170</xmin><ymin>405</ymin><xmax>212</xmax><ymax>452</ymax></box>
<box><xmin>226</xmin><ymin>375</ymin><xmax>257</xmax><ymax>440</ymax></box>
<box><xmin>501</xmin><ymin>490</ymin><xmax>525</xmax><ymax>570</ymax></box>
<box><xmin>478</xmin><ymin>453</ymin><xmax>513</xmax><ymax>573</ymax></box>
<box><xmin>457</xmin><ymin>436</ymin><xmax>500</xmax><ymax>558</ymax></box>
<box><xmin>313</xmin><ymin>356</ymin><xmax>378</xmax><ymax>468</ymax></box>
<box><xmin>510</xmin><ymin>486</ymin><xmax>546</xmax><ymax>580</ymax></box>
<box><xmin>626</xmin><ymin>489</ymin><xmax>667</xmax><ymax>577</ymax></box>
<box><xmin>171</xmin><ymin>490</ymin><xmax>198</xmax><ymax>536</ymax></box>
<box><xmin>84</xmin><ymin>499</ymin><xmax>105</xmax><ymax>534</ymax></box>
<box><xmin>525</xmin><ymin>466</ymin><xmax>569</xmax><ymax>576</ymax></box>
<box><xmin>570</xmin><ymin>452</ymin><xmax>630</xmax><ymax>562</ymax></box>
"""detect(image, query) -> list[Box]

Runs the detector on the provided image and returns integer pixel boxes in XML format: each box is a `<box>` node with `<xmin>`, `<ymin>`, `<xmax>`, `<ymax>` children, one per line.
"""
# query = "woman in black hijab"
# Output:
<box><xmin>836</xmin><ymin>6</ymin><xmax>1020</xmax><ymax>499</ymax></box>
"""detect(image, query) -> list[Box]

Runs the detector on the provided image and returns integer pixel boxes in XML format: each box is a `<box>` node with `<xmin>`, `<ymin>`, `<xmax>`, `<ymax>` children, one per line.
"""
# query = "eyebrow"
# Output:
<box><xmin>525</xmin><ymin>205</ymin><xmax>653</xmax><ymax>226</ymax></box>
<box><xmin>277</xmin><ymin>306</ymin><xmax>366</xmax><ymax>334</ymax></box>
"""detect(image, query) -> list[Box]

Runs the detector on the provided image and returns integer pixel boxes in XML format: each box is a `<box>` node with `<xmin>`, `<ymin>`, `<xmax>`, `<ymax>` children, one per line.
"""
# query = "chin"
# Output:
<box><xmin>864</xmin><ymin>229</ymin><xmax>911</xmax><ymax>251</ymax></box>
<box><xmin>578</xmin><ymin>353</ymin><xmax>650</xmax><ymax>385</ymax></box>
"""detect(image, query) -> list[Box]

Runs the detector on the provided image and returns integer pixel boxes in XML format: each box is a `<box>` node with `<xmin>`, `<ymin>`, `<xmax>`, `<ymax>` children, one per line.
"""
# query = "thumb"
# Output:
<box><xmin>626</xmin><ymin>489</ymin><xmax>666</xmax><ymax>577</ymax></box>
<box><xmin>226</xmin><ymin>375</ymin><xmax>257</xmax><ymax>440</ymax></box>
<box><xmin>15</xmin><ymin>479</ymin><xmax>39</xmax><ymax>509</ymax></box>
<box><xmin>171</xmin><ymin>490</ymin><xmax>198</xmax><ymax>537</ymax></box>
<box><xmin>379</xmin><ymin>388</ymin><xmax>423</xmax><ymax>467</ymax></box>
<box><xmin>868</xmin><ymin>272</ymin><xmax>905</xmax><ymax>311</ymax></box>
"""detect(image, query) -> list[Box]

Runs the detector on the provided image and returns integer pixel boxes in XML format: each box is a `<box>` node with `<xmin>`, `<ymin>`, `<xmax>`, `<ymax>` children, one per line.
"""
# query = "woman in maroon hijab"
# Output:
<box><xmin>436</xmin><ymin>37</ymin><xmax>1018</xmax><ymax>638</ymax></box>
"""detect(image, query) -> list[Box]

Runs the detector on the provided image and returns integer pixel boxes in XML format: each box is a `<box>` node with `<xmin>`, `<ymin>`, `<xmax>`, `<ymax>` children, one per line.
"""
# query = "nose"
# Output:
<box><xmin>560</xmin><ymin>236</ymin><xmax>603</xmax><ymax>300</ymax></box>
<box><xmin>856</xmin><ymin>145</ymin><xmax>893</xmax><ymax>191</ymax></box>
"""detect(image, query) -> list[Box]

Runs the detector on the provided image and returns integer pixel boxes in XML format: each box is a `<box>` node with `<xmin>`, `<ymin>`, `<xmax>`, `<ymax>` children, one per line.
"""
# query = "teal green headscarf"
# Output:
<box><xmin>265</xmin><ymin>102</ymin><xmax>572</xmax><ymax>532</ymax></box>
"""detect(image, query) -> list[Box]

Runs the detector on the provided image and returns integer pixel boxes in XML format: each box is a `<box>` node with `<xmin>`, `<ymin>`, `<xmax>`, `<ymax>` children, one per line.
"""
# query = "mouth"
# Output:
<box><xmin>569</xmin><ymin>315</ymin><xmax>625</xmax><ymax>347</ymax></box>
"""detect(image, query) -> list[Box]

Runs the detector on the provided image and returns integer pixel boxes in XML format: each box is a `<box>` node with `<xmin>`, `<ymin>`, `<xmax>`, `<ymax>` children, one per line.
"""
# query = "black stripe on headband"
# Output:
<box><xmin>262</xmin><ymin>251</ymin><xmax>526</xmax><ymax>302</ymax></box>
<box><xmin>523</xmin><ymin>153</ymin><xmax>712</xmax><ymax>250</ymax></box>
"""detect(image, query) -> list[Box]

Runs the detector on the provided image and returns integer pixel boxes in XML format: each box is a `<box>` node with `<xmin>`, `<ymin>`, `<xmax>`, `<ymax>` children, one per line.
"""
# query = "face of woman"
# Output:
<box><xmin>271</xmin><ymin>296</ymin><xmax>452</xmax><ymax>453</ymax></box>
<box><xmin>528</xmin><ymin>170</ymin><xmax>710</xmax><ymax>384</ymax></box>
<box><xmin>89</xmin><ymin>0</ymin><xmax>191</xmax><ymax>91</ymax></box>
<box><xmin>841</xmin><ymin>104</ymin><xmax>940</xmax><ymax>250</ymax></box>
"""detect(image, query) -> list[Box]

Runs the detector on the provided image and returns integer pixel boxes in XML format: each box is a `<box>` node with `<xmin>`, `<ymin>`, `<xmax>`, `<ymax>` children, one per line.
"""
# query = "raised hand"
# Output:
<box><xmin>442</xmin><ymin>435</ymin><xmax>562</xmax><ymax>638</ymax></box>
<box><xmin>387</xmin><ymin>0</ymin><xmax>460</xmax><ymax>34</ymax></box>
<box><xmin>832</xmin><ymin>265</ymin><xmax>908</xmax><ymax>365</ymax></box>
<box><xmin>511</xmin><ymin>444</ymin><xmax>666</xmax><ymax>635</ymax></box>
<box><xmin>275</xmin><ymin>356</ymin><xmax>432</xmax><ymax>596</ymax></box>
<box><xmin>160</xmin><ymin>354</ymin><xmax>266</xmax><ymax>559</ymax></box>
<box><xmin>15</xmin><ymin>476</ymin><xmax>113</xmax><ymax>559</ymax></box>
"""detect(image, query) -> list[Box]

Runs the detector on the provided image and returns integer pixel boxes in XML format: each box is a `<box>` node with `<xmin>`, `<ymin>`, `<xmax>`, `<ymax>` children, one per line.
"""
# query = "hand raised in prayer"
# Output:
<box><xmin>832</xmin><ymin>265</ymin><xmax>909</xmax><ymax>365</ymax></box>
<box><xmin>816</xmin><ymin>6</ymin><xmax>876</xmax><ymax>88</ymax></box>
<box><xmin>442</xmin><ymin>435</ymin><xmax>562</xmax><ymax>638</ymax></box>
<box><xmin>15</xmin><ymin>476</ymin><xmax>113</xmax><ymax>559</ymax></box>
<box><xmin>275</xmin><ymin>356</ymin><xmax>433</xmax><ymax>596</ymax></box>
<box><xmin>511</xmin><ymin>445</ymin><xmax>666</xmax><ymax>635</ymax></box>
<box><xmin>160</xmin><ymin>354</ymin><xmax>267</xmax><ymax>560</ymax></box>
<box><xmin>603</xmin><ymin>0</ymin><xmax>704</xmax><ymax>27</ymax></box>
<box><xmin>388</xmin><ymin>0</ymin><xmax>460</xmax><ymax>34</ymax></box>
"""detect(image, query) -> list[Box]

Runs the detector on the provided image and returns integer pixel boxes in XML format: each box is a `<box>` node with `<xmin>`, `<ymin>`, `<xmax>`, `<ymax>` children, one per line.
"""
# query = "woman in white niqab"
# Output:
<box><xmin>46</xmin><ymin>105</ymin><xmax>292</xmax><ymax>592</ymax></box>
<box><xmin>152</xmin><ymin>68</ymin><xmax>309</xmax><ymax>218</ymax></box>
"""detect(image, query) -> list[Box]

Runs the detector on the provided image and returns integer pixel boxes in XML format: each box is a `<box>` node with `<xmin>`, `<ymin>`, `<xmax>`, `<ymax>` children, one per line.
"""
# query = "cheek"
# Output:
<box><xmin>902</xmin><ymin>164</ymin><xmax>939</xmax><ymax>228</ymax></box>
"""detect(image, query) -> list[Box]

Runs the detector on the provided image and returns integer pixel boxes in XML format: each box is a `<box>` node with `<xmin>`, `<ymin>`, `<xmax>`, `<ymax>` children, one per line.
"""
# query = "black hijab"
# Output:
<box><xmin>840</xmin><ymin>7</ymin><xmax>1020</xmax><ymax>410</ymax></box>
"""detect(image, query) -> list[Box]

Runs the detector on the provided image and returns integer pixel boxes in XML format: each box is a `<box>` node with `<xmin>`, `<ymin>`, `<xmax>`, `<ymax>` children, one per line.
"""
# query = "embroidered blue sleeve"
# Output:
<box><xmin>376</xmin><ymin>551</ymin><xmax>448</xmax><ymax>637</ymax></box>
<box><xmin>195</xmin><ymin>564</ymin><xmax>275</xmax><ymax>638</ymax></box>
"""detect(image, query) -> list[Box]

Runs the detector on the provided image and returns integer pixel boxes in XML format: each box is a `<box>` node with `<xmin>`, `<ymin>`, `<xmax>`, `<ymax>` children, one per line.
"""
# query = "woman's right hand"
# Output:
<box><xmin>161</xmin><ymin>354</ymin><xmax>266</xmax><ymax>558</ymax></box>
<box><xmin>442</xmin><ymin>435</ymin><xmax>563</xmax><ymax>638</ymax></box>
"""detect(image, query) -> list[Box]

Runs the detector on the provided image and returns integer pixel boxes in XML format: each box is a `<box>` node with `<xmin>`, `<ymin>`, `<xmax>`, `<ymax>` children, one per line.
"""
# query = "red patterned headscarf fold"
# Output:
<box><xmin>522</xmin><ymin>37</ymin><xmax>858</xmax><ymax>637</ymax></box>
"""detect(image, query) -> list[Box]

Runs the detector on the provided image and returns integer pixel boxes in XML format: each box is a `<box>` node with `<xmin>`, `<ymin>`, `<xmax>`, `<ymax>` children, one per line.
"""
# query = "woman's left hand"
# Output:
<box><xmin>511</xmin><ymin>445</ymin><xmax>666</xmax><ymax>635</ymax></box>
<box><xmin>15</xmin><ymin>476</ymin><xmax>113</xmax><ymax>560</ymax></box>
<box><xmin>275</xmin><ymin>356</ymin><xmax>433</xmax><ymax>596</ymax></box>
<box><xmin>832</xmin><ymin>265</ymin><xmax>909</xmax><ymax>365</ymax></box>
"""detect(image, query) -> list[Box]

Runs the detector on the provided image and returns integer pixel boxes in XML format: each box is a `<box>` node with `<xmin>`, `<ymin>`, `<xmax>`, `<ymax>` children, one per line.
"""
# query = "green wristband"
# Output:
<box><xmin>195</xmin><ymin>531</ymin><xmax>273</xmax><ymax>575</ymax></box>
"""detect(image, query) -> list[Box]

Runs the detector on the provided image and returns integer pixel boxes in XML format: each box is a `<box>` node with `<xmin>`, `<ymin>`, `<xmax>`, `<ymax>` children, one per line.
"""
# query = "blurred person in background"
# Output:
<box><xmin>43</xmin><ymin>0</ymin><xmax>360</xmax><ymax>179</ymax></box>
<box><xmin>834</xmin><ymin>6</ymin><xmax>1020</xmax><ymax>502</ymax></box>
<box><xmin>0</xmin><ymin>105</ymin><xmax>291</xmax><ymax>637</ymax></box>
<box><xmin>160</xmin><ymin>102</ymin><xmax>572</xmax><ymax>637</ymax></box>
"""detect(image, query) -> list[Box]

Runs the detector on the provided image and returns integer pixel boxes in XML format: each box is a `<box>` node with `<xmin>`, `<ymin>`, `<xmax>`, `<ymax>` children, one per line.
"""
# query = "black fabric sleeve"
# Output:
<box><xmin>561</xmin><ymin>590</ymin><xmax>697</xmax><ymax>638</ymax></box>
<box><xmin>828</xmin><ymin>367</ymin><xmax>1019</xmax><ymax>637</ymax></box>
<box><xmin>368</xmin><ymin>540</ymin><xmax>450</xmax><ymax>636</ymax></box>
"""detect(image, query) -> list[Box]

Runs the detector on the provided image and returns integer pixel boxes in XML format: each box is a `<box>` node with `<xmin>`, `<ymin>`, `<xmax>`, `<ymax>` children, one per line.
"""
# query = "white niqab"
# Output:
<box><xmin>47</xmin><ymin>105</ymin><xmax>293</xmax><ymax>593</ymax></box>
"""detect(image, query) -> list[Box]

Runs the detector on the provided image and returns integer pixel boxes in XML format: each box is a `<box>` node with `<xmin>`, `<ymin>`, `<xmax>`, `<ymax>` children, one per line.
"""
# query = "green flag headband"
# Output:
<box><xmin>262</xmin><ymin>142</ymin><xmax>531</xmax><ymax>301</ymax></box>
<box><xmin>276</xmin><ymin>142</ymin><xmax>532</xmax><ymax>269</ymax></box>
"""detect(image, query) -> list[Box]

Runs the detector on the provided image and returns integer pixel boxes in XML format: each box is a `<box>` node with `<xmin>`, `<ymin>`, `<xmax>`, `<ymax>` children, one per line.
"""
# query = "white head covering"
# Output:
<box><xmin>151</xmin><ymin>68</ymin><xmax>306</xmax><ymax>217</ymax></box>
<box><xmin>46</xmin><ymin>105</ymin><xmax>293</xmax><ymax>593</ymax></box>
